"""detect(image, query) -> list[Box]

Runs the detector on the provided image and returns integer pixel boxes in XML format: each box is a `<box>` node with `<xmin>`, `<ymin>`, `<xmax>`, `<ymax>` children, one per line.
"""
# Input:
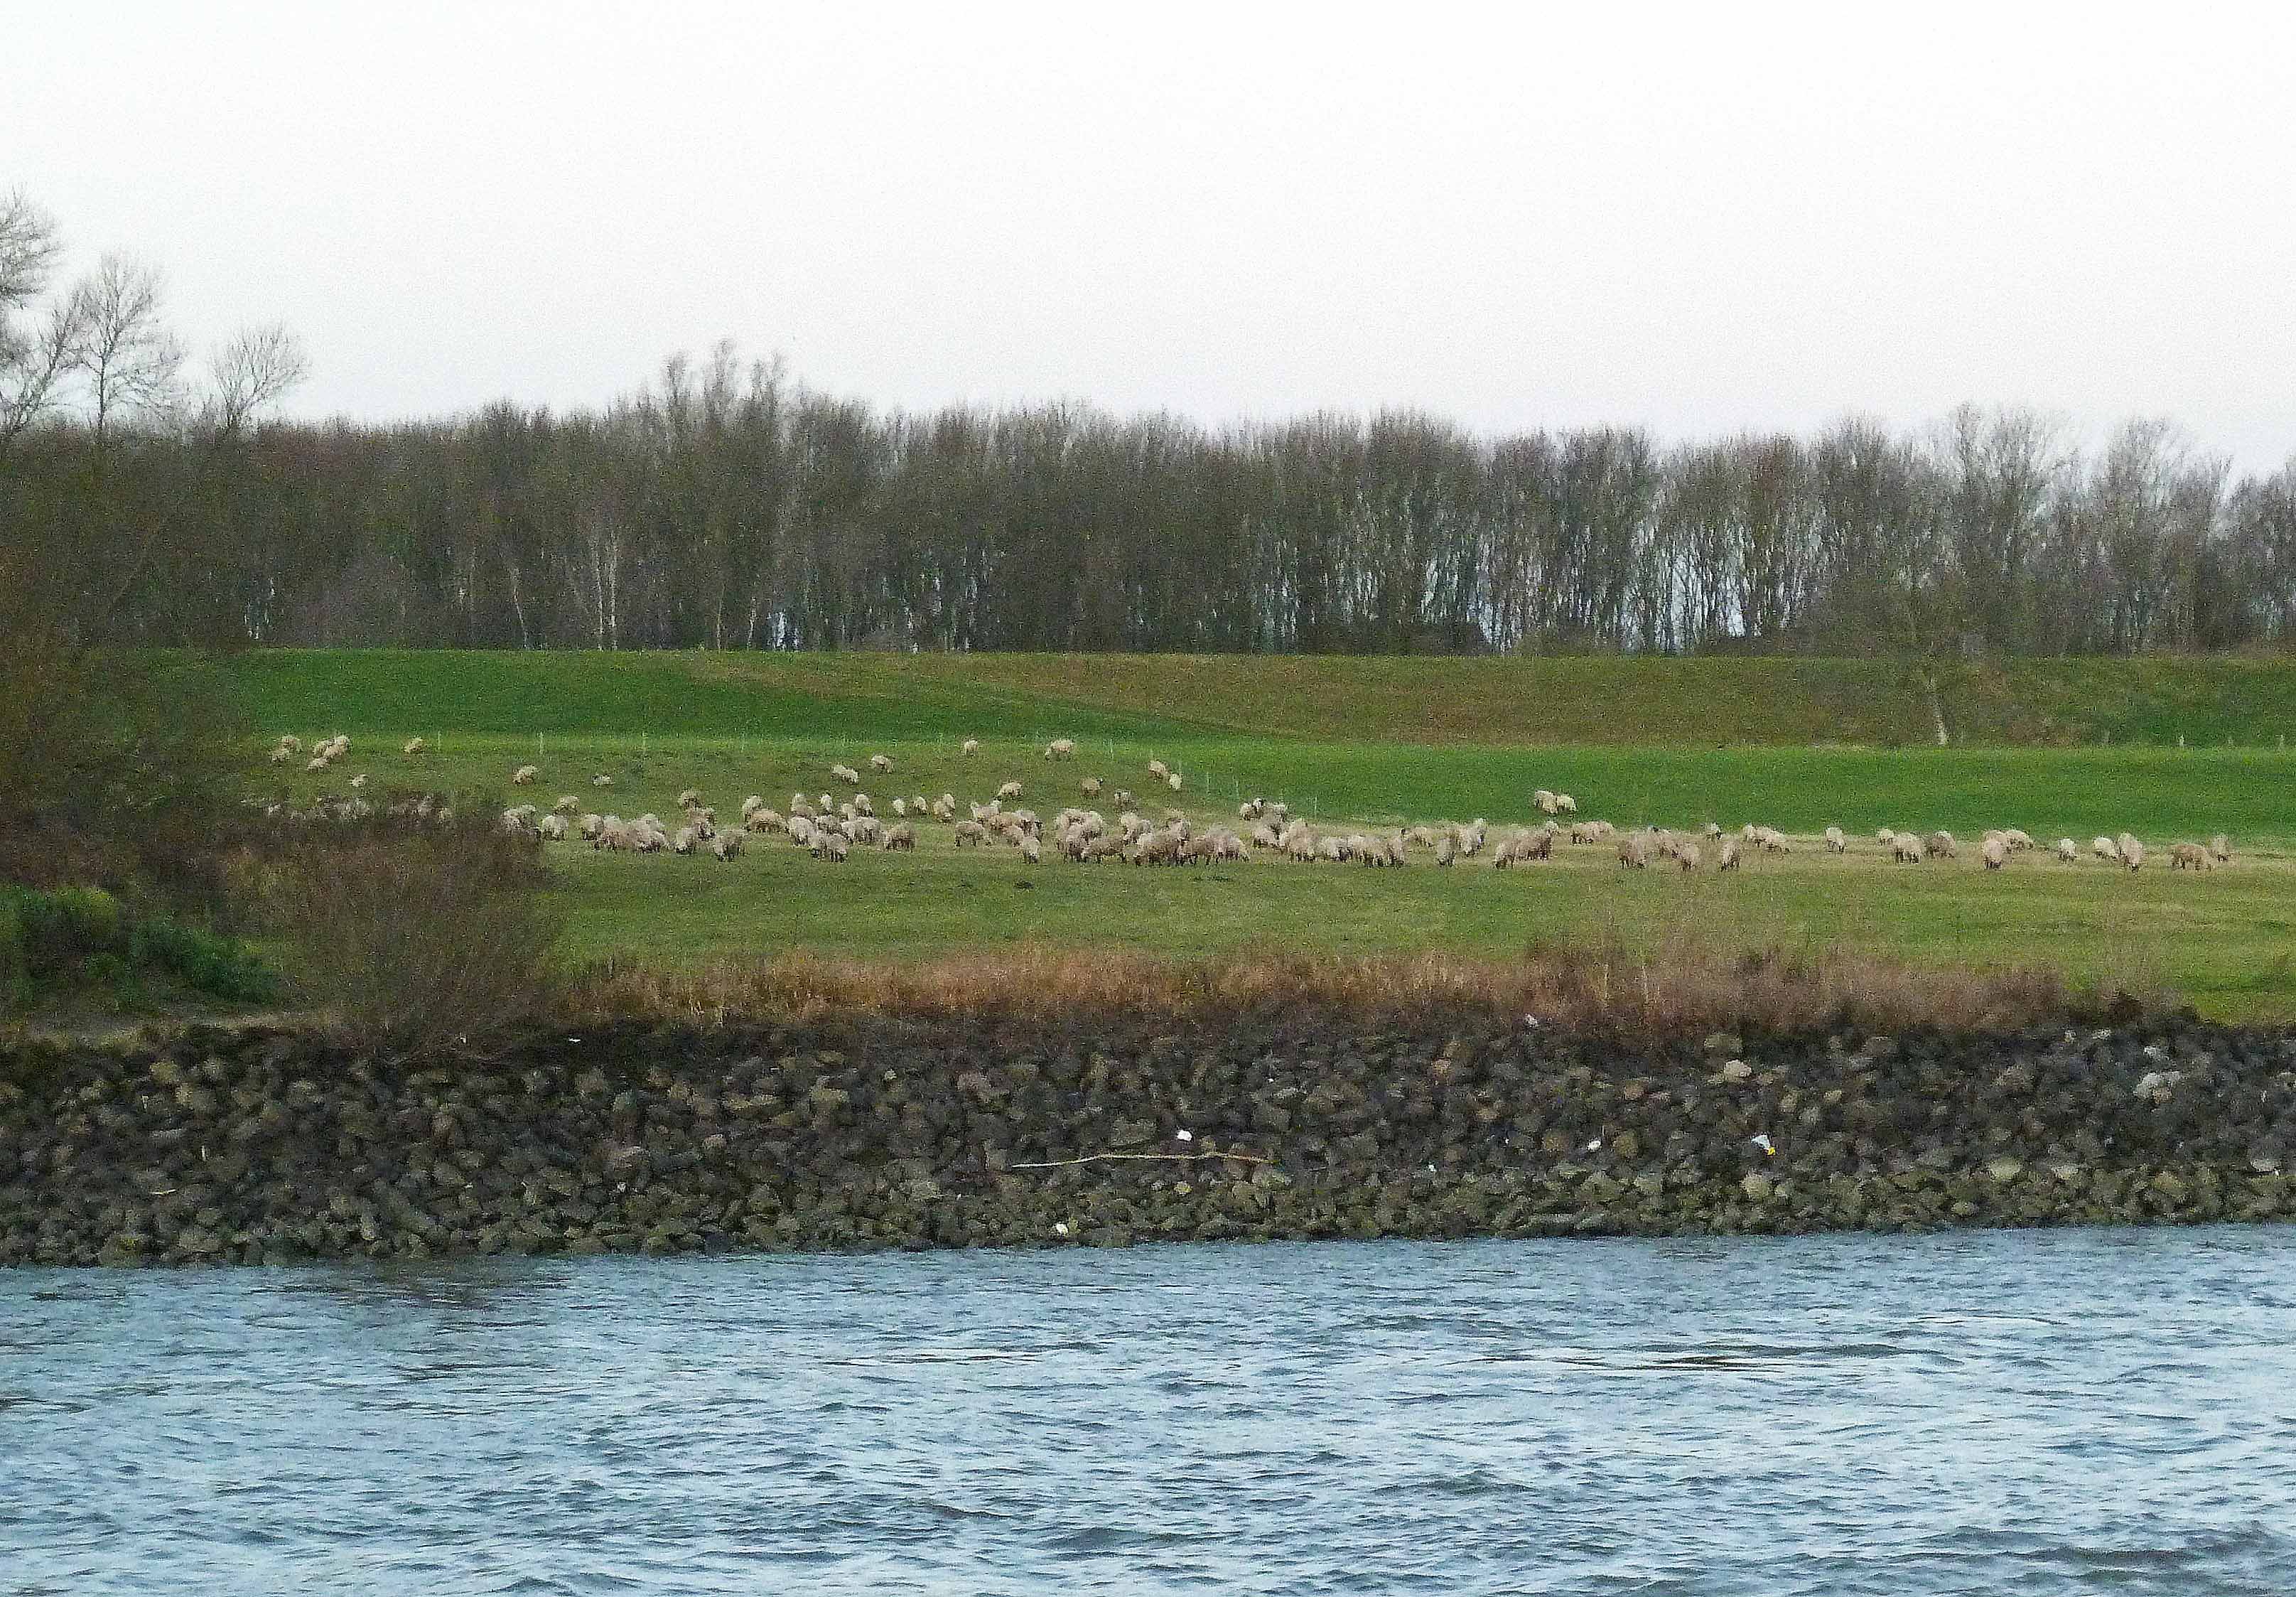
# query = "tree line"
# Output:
<box><xmin>7</xmin><ymin>191</ymin><xmax>2295</xmax><ymax>665</ymax></box>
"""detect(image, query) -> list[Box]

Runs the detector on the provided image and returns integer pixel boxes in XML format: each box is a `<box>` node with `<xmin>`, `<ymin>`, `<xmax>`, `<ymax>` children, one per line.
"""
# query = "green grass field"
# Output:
<box><xmin>224</xmin><ymin>651</ymin><xmax>2296</xmax><ymax>1020</ymax></box>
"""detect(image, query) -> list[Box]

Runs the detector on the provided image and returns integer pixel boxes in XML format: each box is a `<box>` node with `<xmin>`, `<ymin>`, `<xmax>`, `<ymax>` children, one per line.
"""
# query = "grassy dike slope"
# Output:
<box><xmin>225</xmin><ymin>647</ymin><xmax>2296</xmax><ymax>747</ymax></box>
<box><xmin>218</xmin><ymin>651</ymin><xmax>2296</xmax><ymax>1019</ymax></box>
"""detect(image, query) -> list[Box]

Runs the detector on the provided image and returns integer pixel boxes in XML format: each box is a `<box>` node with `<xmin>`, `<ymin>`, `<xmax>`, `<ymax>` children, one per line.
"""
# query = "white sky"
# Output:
<box><xmin>8</xmin><ymin>1</ymin><xmax>2292</xmax><ymax>469</ymax></box>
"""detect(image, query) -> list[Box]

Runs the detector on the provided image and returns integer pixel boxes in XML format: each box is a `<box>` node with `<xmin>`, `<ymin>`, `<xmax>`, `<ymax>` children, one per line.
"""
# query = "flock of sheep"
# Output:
<box><xmin>258</xmin><ymin>731</ymin><xmax>2239</xmax><ymax>881</ymax></box>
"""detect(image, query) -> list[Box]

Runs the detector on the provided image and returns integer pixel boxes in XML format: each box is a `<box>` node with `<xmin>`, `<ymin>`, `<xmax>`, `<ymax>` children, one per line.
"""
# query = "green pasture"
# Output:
<box><xmin>225</xmin><ymin>652</ymin><xmax>2296</xmax><ymax>1021</ymax></box>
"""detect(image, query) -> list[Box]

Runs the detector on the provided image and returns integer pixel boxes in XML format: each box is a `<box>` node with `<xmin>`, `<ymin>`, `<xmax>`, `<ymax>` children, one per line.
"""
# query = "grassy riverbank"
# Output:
<box><xmin>219</xmin><ymin>650</ymin><xmax>2296</xmax><ymax>1021</ymax></box>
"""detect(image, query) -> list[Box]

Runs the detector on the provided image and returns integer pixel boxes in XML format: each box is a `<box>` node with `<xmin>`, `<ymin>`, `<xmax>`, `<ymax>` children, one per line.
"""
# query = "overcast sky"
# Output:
<box><xmin>9</xmin><ymin>1</ymin><xmax>2292</xmax><ymax>468</ymax></box>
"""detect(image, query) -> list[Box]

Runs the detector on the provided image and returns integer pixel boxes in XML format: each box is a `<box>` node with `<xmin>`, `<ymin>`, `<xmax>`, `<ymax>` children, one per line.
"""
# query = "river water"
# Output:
<box><xmin>4</xmin><ymin>1226</ymin><xmax>2294</xmax><ymax>1595</ymax></box>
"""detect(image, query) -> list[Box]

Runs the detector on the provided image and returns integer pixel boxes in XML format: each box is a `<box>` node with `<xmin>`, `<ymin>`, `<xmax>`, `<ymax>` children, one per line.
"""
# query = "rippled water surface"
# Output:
<box><xmin>6</xmin><ymin>1227</ymin><xmax>2296</xmax><ymax>1594</ymax></box>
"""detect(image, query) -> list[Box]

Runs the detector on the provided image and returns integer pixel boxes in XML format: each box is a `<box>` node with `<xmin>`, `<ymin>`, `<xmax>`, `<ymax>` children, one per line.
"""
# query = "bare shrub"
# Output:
<box><xmin>267</xmin><ymin>802</ymin><xmax>563</xmax><ymax>1060</ymax></box>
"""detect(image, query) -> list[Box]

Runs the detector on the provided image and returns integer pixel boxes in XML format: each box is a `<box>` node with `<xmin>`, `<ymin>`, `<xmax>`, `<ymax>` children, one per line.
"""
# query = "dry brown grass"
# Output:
<box><xmin>563</xmin><ymin>930</ymin><xmax>2133</xmax><ymax>1040</ymax></box>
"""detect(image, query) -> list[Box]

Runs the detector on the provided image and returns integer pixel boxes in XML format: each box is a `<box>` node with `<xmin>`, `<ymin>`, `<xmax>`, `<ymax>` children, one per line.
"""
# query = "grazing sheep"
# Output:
<box><xmin>853</xmin><ymin>795</ymin><xmax>874</xmax><ymax>817</ymax></box>
<box><xmin>348</xmin><ymin>774</ymin><xmax>367</xmax><ymax>790</ymax></box>
<box><xmin>1250</xmin><ymin>823</ymin><xmax>1281</xmax><ymax>851</ymax></box>
<box><xmin>401</xmin><ymin>737</ymin><xmax>426</xmax><ymax>757</ymax></box>
<box><xmin>1082</xmin><ymin>777</ymin><xmax>1104</xmax><ymax>797</ymax></box>
<box><xmin>1702</xmin><ymin>822</ymin><xmax>1723</xmax><ymax>840</ymax></box>
<box><xmin>1924</xmin><ymin>831</ymin><xmax>1957</xmax><ymax>860</ymax></box>
<box><xmin>537</xmin><ymin>814</ymin><xmax>567</xmax><ymax>841</ymax></box>
<box><xmin>276</xmin><ymin>736</ymin><xmax>303</xmax><ymax>754</ymax></box>
<box><xmin>593</xmin><ymin>774</ymin><xmax>613</xmax><ymax>788</ymax></box>
<box><xmin>1892</xmin><ymin>834</ymin><xmax>1924</xmax><ymax>864</ymax></box>
<box><xmin>871</xmin><ymin>753</ymin><xmax>893</xmax><ymax>773</ymax></box>
<box><xmin>1435</xmin><ymin>834</ymin><xmax>1457</xmax><ymax>867</ymax></box>
<box><xmin>1554</xmin><ymin>794</ymin><xmax>1578</xmax><ymax>814</ymax></box>
<box><xmin>672</xmin><ymin>826</ymin><xmax>697</xmax><ymax>855</ymax></box>
<box><xmin>2093</xmin><ymin>836</ymin><xmax>2121</xmax><ymax>863</ymax></box>
<box><xmin>578</xmin><ymin>813</ymin><xmax>605</xmax><ymax>840</ymax></box>
<box><xmin>1982</xmin><ymin>837</ymin><xmax>2007</xmax><ymax>870</ymax></box>
<box><xmin>268</xmin><ymin>746</ymin><xmax>293</xmax><ymax>765</ymax></box>
<box><xmin>1678</xmin><ymin>842</ymin><xmax>1703</xmax><ymax>872</ymax></box>
<box><xmin>932</xmin><ymin>795</ymin><xmax>957</xmax><ymax>822</ymax></box>
<box><xmin>512</xmin><ymin>765</ymin><xmax>539</xmax><ymax>785</ymax></box>
<box><xmin>1045</xmin><ymin>738</ymin><xmax>1076</xmax><ymax>760</ymax></box>
<box><xmin>2210</xmin><ymin>834</ymin><xmax>2232</xmax><ymax>865</ymax></box>
<box><xmin>1718</xmin><ymin>839</ymin><xmax>1740</xmax><ymax>871</ymax></box>
<box><xmin>1239</xmin><ymin>797</ymin><xmax>1264</xmax><ymax>821</ymax></box>
<box><xmin>2168</xmin><ymin>841</ymin><xmax>2209</xmax><ymax>871</ymax></box>
<box><xmin>1111</xmin><ymin>788</ymin><xmax>1136</xmax><ymax>810</ymax></box>
<box><xmin>554</xmin><ymin>795</ymin><xmax>582</xmax><ymax>816</ymax></box>
<box><xmin>304</xmin><ymin>756</ymin><xmax>330</xmax><ymax>773</ymax></box>
<box><xmin>883</xmin><ymin>822</ymin><xmax>915</xmax><ymax>851</ymax></box>
<box><xmin>996</xmin><ymin>780</ymin><xmax>1024</xmax><ymax>802</ymax></box>
<box><xmin>1823</xmin><ymin>826</ymin><xmax>1847</xmax><ymax>854</ymax></box>
<box><xmin>1167</xmin><ymin>771</ymin><xmax>1183</xmax><ymax>792</ymax></box>
<box><xmin>677</xmin><ymin>789</ymin><xmax>703</xmax><ymax>809</ymax></box>
<box><xmin>2005</xmin><ymin>829</ymin><xmax>2035</xmax><ymax>852</ymax></box>
<box><xmin>814</xmin><ymin>832</ymin><xmax>850</xmax><ymax>862</ymax></box>
<box><xmin>1617</xmin><ymin>834</ymin><xmax>1649</xmax><ymax>869</ymax></box>
<box><xmin>711</xmin><ymin>831</ymin><xmax>745</xmax><ymax>862</ymax></box>
<box><xmin>890</xmin><ymin>797</ymin><xmax>907</xmax><ymax>817</ymax></box>
<box><xmin>954</xmin><ymin>819</ymin><xmax>988</xmax><ymax>847</ymax></box>
<box><xmin>831</xmin><ymin>763</ymin><xmax>862</xmax><ymax>786</ymax></box>
<box><xmin>1147</xmin><ymin>759</ymin><xmax>1170</xmax><ymax>781</ymax></box>
<box><xmin>2057</xmin><ymin>838</ymin><xmax>2079</xmax><ymax>863</ymax></box>
<box><xmin>2118</xmin><ymin>833</ymin><xmax>2145</xmax><ymax>871</ymax></box>
<box><xmin>745</xmin><ymin>807</ymin><xmax>783</xmax><ymax>834</ymax></box>
<box><xmin>961</xmin><ymin>738</ymin><xmax>981</xmax><ymax>756</ymax></box>
<box><xmin>1020</xmin><ymin>835</ymin><xmax>1042</xmax><ymax>864</ymax></box>
<box><xmin>1534</xmin><ymin>790</ymin><xmax>1558</xmax><ymax>814</ymax></box>
<box><xmin>1877</xmin><ymin>828</ymin><xmax>1896</xmax><ymax>846</ymax></box>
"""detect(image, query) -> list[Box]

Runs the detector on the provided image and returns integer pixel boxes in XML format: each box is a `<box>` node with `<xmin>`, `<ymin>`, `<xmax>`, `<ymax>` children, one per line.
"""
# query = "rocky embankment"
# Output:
<box><xmin>3</xmin><ymin>1013</ymin><xmax>2293</xmax><ymax>1266</ymax></box>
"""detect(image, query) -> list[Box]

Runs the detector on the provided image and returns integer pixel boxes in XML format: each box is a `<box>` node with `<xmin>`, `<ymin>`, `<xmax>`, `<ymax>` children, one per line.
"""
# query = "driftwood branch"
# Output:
<box><xmin>1009</xmin><ymin>1150</ymin><xmax>1273</xmax><ymax>1170</ymax></box>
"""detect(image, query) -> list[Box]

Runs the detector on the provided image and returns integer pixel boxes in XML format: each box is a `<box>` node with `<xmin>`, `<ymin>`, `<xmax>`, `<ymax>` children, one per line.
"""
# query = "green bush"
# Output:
<box><xmin>0</xmin><ymin>883</ymin><xmax>277</xmax><ymax>1012</ymax></box>
<box><xmin>128</xmin><ymin>919</ymin><xmax>279</xmax><ymax>1005</ymax></box>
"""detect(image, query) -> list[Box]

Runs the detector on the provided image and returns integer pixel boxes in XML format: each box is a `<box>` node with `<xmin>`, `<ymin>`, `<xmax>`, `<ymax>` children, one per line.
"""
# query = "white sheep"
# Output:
<box><xmin>1045</xmin><ymin>738</ymin><xmax>1076</xmax><ymax>760</ymax></box>
<box><xmin>2093</xmin><ymin>836</ymin><xmax>2120</xmax><ymax>862</ymax></box>
<box><xmin>276</xmin><ymin>735</ymin><xmax>303</xmax><ymax>754</ymax></box>
<box><xmin>537</xmin><ymin>814</ymin><xmax>567</xmax><ymax>841</ymax></box>
<box><xmin>997</xmin><ymin>780</ymin><xmax>1024</xmax><ymax>802</ymax></box>
<box><xmin>1982</xmin><ymin>837</ymin><xmax>2007</xmax><ymax>870</ymax></box>
<box><xmin>883</xmin><ymin>822</ymin><xmax>916</xmax><ymax>851</ymax></box>
<box><xmin>1148</xmin><ymin>758</ymin><xmax>1170</xmax><ymax>781</ymax></box>
<box><xmin>2056</xmin><ymin>837</ymin><xmax>2079</xmax><ymax>863</ymax></box>
<box><xmin>401</xmin><ymin>737</ymin><xmax>426</xmax><ymax>757</ymax></box>
<box><xmin>711</xmin><ymin>831</ymin><xmax>745</xmax><ymax>861</ymax></box>
<box><xmin>2118</xmin><ymin>834</ymin><xmax>2145</xmax><ymax>871</ymax></box>
<box><xmin>592</xmin><ymin>773</ymin><xmax>613</xmax><ymax>788</ymax></box>
<box><xmin>961</xmin><ymin>738</ymin><xmax>981</xmax><ymax>756</ymax></box>
<box><xmin>512</xmin><ymin>765</ymin><xmax>539</xmax><ymax>785</ymax></box>
<box><xmin>1823</xmin><ymin>826</ymin><xmax>1847</xmax><ymax>854</ymax></box>
<box><xmin>1554</xmin><ymin>794</ymin><xmax>1578</xmax><ymax>814</ymax></box>
<box><xmin>678</xmin><ymin>789</ymin><xmax>703</xmax><ymax>809</ymax></box>
<box><xmin>269</xmin><ymin>746</ymin><xmax>293</xmax><ymax>765</ymax></box>
<box><xmin>871</xmin><ymin>753</ymin><xmax>893</xmax><ymax>773</ymax></box>
<box><xmin>672</xmin><ymin>826</ymin><xmax>697</xmax><ymax>855</ymax></box>
<box><xmin>2210</xmin><ymin>834</ymin><xmax>2232</xmax><ymax>865</ymax></box>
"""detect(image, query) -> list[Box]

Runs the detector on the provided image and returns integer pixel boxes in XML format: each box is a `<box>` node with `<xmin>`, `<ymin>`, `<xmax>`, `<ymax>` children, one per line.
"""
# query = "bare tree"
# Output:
<box><xmin>0</xmin><ymin>188</ymin><xmax>84</xmax><ymax>460</ymax></box>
